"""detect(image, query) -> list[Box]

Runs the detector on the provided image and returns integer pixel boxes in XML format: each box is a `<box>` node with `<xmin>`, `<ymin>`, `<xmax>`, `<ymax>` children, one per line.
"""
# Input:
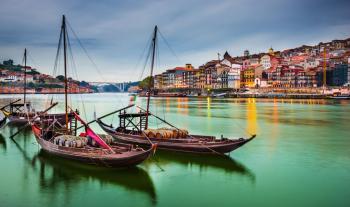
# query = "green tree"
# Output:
<box><xmin>56</xmin><ymin>75</ymin><xmax>65</xmax><ymax>82</ymax></box>
<box><xmin>27</xmin><ymin>82</ymin><xmax>35</xmax><ymax>88</ymax></box>
<box><xmin>139</xmin><ymin>76</ymin><xmax>154</xmax><ymax>90</ymax></box>
<box><xmin>79</xmin><ymin>80</ymin><xmax>89</xmax><ymax>87</ymax></box>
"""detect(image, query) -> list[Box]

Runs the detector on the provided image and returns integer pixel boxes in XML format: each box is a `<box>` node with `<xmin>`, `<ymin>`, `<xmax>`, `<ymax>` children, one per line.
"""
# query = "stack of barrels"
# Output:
<box><xmin>88</xmin><ymin>134</ymin><xmax>113</xmax><ymax>147</ymax></box>
<box><xmin>143</xmin><ymin>128</ymin><xmax>189</xmax><ymax>139</ymax></box>
<box><xmin>54</xmin><ymin>135</ymin><xmax>88</xmax><ymax>148</ymax></box>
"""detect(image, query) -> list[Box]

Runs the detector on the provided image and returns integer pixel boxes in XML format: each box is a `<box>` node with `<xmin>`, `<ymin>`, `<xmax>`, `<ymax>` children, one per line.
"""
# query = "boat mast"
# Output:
<box><xmin>23</xmin><ymin>48</ymin><xmax>27</xmax><ymax>108</ymax></box>
<box><xmin>62</xmin><ymin>15</ymin><xmax>69</xmax><ymax>133</ymax></box>
<box><xmin>145</xmin><ymin>25</ymin><xmax>157</xmax><ymax>130</ymax></box>
<box><xmin>323</xmin><ymin>48</ymin><xmax>327</xmax><ymax>90</ymax></box>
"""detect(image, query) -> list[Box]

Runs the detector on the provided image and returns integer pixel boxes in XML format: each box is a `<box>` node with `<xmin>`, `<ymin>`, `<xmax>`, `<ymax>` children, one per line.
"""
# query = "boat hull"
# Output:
<box><xmin>329</xmin><ymin>96</ymin><xmax>350</xmax><ymax>100</ymax></box>
<box><xmin>32</xmin><ymin>125</ymin><xmax>153</xmax><ymax>168</ymax></box>
<box><xmin>97</xmin><ymin>120</ymin><xmax>255</xmax><ymax>155</ymax></box>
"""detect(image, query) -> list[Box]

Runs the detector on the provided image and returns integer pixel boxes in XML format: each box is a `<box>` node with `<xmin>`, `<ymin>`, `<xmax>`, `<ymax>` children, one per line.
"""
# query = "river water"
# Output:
<box><xmin>0</xmin><ymin>93</ymin><xmax>349</xmax><ymax>207</ymax></box>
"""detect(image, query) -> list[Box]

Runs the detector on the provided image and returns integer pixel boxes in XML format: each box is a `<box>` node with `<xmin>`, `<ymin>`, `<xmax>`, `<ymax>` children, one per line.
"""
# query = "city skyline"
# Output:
<box><xmin>1</xmin><ymin>0</ymin><xmax>350</xmax><ymax>82</ymax></box>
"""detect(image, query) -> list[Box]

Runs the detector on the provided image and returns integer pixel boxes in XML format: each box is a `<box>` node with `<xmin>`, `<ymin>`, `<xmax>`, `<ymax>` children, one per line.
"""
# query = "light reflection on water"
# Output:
<box><xmin>1</xmin><ymin>94</ymin><xmax>350</xmax><ymax>207</ymax></box>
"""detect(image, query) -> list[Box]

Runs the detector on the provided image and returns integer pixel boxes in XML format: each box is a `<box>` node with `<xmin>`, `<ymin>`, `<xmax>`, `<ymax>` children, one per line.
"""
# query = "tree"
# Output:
<box><xmin>139</xmin><ymin>76</ymin><xmax>154</xmax><ymax>90</ymax></box>
<box><xmin>56</xmin><ymin>75</ymin><xmax>65</xmax><ymax>82</ymax></box>
<box><xmin>79</xmin><ymin>80</ymin><xmax>89</xmax><ymax>87</ymax></box>
<box><xmin>27</xmin><ymin>82</ymin><xmax>35</xmax><ymax>88</ymax></box>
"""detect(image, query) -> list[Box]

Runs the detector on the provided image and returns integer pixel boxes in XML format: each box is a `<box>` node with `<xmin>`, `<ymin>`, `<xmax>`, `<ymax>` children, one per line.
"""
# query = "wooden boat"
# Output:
<box><xmin>0</xmin><ymin>49</ymin><xmax>66</xmax><ymax>125</ymax></box>
<box><xmin>32</xmin><ymin>121</ymin><xmax>154</xmax><ymax>167</ymax></box>
<box><xmin>97</xmin><ymin>26</ymin><xmax>256</xmax><ymax>155</ymax></box>
<box><xmin>5</xmin><ymin>101</ymin><xmax>68</xmax><ymax>124</ymax></box>
<box><xmin>97</xmin><ymin>109</ymin><xmax>255</xmax><ymax>154</ymax></box>
<box><xmin>31</xmin><ymin>15</ymin><xmax>154</xmax><ymax>168</ymax></box>
<box><xmin>328</xmin><ymin>92</ymin><xmax>350</xmax><ymax>100</ymax></box>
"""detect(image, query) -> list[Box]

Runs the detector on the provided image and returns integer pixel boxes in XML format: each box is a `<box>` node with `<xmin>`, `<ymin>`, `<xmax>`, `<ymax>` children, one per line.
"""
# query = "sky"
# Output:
<box><xmin>0</xmin><ymin>0</ymin><xmax>349</xmax><ymax>82</ymax></box>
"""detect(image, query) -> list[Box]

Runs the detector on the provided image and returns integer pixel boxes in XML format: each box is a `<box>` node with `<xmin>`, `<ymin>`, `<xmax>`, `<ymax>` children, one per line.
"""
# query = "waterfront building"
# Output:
<box><xmin>154</xmin><ymin>74</ymin><xmax>163</xmax><ymax>89</ymax></box>
<box><xmin>242</xmin><ymin>59</ymin><xmax>250</xmax><ymax>70</ymax></box>
<box><xmin>302</xmin><ymin>57</ymin><xmax>320</xmax><ymax>69</ymax></box>
<box><xmin>202</xmin><ymin>60</ymin><xmax>219</xmax><ymax>89</ymax></box>
<box><xmin>228</xmin><ymin>64</ymin><xmax>241</xmax><ymax>89</ymax></box>
<box><xmin>348</xmin><ymin>57</ymin><xmax>350</xmax><ymax>85</ymax></box>
<box><xmin>241</xmin><ymin>67</ymin><xmax>255</xmax><ymax>88</ymax></box>
<box><xmin>161</xmin><ymin>72</ymin><xmax>169</xmax><ymax>89</ymax></box>
<box><xmin>215</xmin><ymin>63</ymin><xmax>231</xmax><ymax>89</ymax></box>
<box><xmin>260</xmin><ymin>54</ymin><xmax>272</xmax><ymax>69</ymax></box>
<box><xmin>220</xmin><ymin>52</ymin><xmax>241</xmax><ymax>89</ymax></box>
<box><xmin>183</xmin><ymin>69</ymin><xmax>200</xmax><ymax>89</ymax></box>
<box><xmin>253</xmin><ymin>65</ymin><xmax>267</xmax><ymax>87</ymax></box>
<box><xmin>150</xmin><ymin>37</ymin><xmax>350</xmax><ymax>91</ymax></box>
<box><xmin>332</xmin><ymin>64</ymin><xmax>348</xmax><ymax>86</ymax></box>
<box><xmin>175</xmin><ymin>74</ymin><xmax>183</xmax><ymax>88</ymax></box>
<box><xmin>316</xmin><ymin>68</ymin><xmax>334</xmax><ymax>87</ymax></box>
<box><xmin>198</xmin><ymin>65</ymin><xmax>206</xmax><ymax>89</ymax></box>
<box><xmin>260</xmin><ymin>52</ymin><xmax>280</xmax><ymax>70</ymax></box>
<box><xmin>249</xmin><ymin>57</ymin><xmax>260</xmax><ymax>66</ymax></box>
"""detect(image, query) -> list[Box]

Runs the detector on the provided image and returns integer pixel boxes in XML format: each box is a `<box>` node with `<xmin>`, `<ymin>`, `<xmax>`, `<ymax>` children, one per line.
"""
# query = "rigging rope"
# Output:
<box><xmin>66</xmin><ymin>28</ymin><xmax>87</xmax><ymax>120</ymax></box>
<box><xmin>66</xmin><ymin>20</ymin><xmax>128</xmax><ymax>118</ymax></box>
<box><xmin>158</xmin><ymin>29</ymin><xmax>183</xmax><ymax>64</ymax></box>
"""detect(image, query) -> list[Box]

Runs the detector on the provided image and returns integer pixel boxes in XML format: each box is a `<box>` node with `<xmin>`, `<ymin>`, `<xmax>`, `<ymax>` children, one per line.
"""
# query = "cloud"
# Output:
<box><xmin>0</xmin><ymin>0</ymin><xmax>349</xmax><ymax>82</ymax></box>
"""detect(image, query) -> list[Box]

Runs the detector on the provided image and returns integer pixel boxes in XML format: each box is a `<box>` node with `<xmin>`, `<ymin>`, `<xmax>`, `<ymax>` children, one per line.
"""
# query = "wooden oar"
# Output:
<box><xmin>9</xmin><ymin>102</ymin><xmax>58</xmax><ymax>139</ymax></box>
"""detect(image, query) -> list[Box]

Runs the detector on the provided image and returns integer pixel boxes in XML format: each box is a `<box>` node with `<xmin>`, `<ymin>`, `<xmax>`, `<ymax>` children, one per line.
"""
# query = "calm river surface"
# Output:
<box><xmin>0</xmin><ymin>93</ymin><xmax>349</xmax><ymax>207</ymax></box>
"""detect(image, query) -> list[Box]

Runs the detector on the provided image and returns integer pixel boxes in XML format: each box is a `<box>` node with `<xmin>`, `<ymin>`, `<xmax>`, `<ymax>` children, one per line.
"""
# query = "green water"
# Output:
<box><xmin>0</xmin><ymin>93</ymin><xmax>349</xmax><ymax>207</ymax></box>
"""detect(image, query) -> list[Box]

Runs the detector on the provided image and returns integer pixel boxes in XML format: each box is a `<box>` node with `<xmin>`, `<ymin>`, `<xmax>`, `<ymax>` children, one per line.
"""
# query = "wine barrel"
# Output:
<box><xmin>172</xmin><ymin>130</ymin><xmax>179</xmax><ymax>138</ymax></box>
<box><xmin>148</xmin><ymin>129</ymin><xmax>156</xmax><ymax>138</ymax></box>
<box><xmin>76</xmin><ymin>140</ymin><xmax>82</xmax><ymax>148</ymax></box>
<box><xmin>143</xmin><ymin>129</ymin><xmax>151</xmax><ymax>137</ymax></box>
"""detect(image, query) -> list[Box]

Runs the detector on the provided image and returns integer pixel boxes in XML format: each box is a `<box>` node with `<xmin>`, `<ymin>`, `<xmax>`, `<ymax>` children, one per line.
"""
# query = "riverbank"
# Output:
<box><xmin>0</xmin><ymin>87</ymin><xmax>93</xmax><ymax>94</ymax></box>
<box><xmin>138</xmin><ymin>87</ymin><xmax>350</xmax><ymax>99</ymax></box>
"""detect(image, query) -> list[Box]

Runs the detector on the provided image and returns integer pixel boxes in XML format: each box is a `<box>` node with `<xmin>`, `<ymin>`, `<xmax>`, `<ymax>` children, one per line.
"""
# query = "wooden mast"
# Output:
<box><xmin>145</xmin><ymin>25</ymin><xmax>157</xmax><ymax>130</ymax></box>
<box><xmin>62</xmin><ymin>15</ymin><xmax>69</xmax><ymax>133</ymax></box>
<box><xmin>23</xmin><ymin>48</ymin><xmax>27</xmax><ymax>108</ymax></box>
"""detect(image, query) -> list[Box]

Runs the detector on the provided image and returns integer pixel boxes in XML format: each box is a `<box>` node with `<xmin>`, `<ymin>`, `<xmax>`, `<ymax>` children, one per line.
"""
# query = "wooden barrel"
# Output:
<box><xmin>177</xmin><ymin>129</ymin><xmax>189</xmax><ymax>138</ymax></box>
<box><xmin>165</xmin><ymin>130</ymin><xmax>173</xmax><ymax>139</ymax></box>
<box><xmin>76</xmin><ymin>140</ymin><xmax>82</xmax><ymax>148</ymax></box>
<box><xmin>143</xmin><ymin>129</ymin><xmax>151</xmax><ymax>137</ymax></box>
<box><xmin>154</xmin><ymin>130</ymin><xmax>170</xmax><ymax>139</ymax></box>
<box><xmin>148</xmin><ymin>129</ymin><xmax>156</xmax><ymax>138</ymax></box>
<box><xmin>155</xmin><ymin>130</ymin><xmax>163</xmax><ymax>139</ymax></box>
<box><xmin>172</xmin><ymin>130</ymin><xmax>179</xmax><ymax>138</ymax></box>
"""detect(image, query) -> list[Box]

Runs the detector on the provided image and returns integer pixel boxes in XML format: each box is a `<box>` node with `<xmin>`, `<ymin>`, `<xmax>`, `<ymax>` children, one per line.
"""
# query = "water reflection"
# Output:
<box><xmin>176</xmin><ymin>97</ymin><xmax>189</xmax><ymax>115</ymax></box>
<box><xmin>207</xmin><ymin>97</ymin><xmax>211</xmax><ymax>117</ymax></box>
<box><xmin>268</xmin><ymin>100</ymin><xmax>279</xmax><ymax>155</ymax></box>
<box><xmin>150</xmin><ymin>151</ymin><xmax>255</xmax><ymax>183</ymax></box>
<box><xmin>246</xmin><ymin>98</ymin><xmax>257</xmax><ymax>135</ymax></box>
<box><xmin>34</xmin><ymin>151</ymin><xmax>157</xmax><ymax>205</ymax></box>
<box><xmin>8</xmin><ymin>128</ymin><xmax>157</xmax><ymax>205</ymax></box>
<box><xmin>0</xmin><ymin>134</ymin><xmax>6</xmax><ymax>151</ymax></box>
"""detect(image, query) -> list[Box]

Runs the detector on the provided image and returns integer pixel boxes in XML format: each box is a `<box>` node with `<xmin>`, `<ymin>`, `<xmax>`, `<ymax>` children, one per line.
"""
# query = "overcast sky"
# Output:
<box><xmin>0</xmin><ymin>0</ymin><xmax>349</xmax><ymax>82</ymax></box>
